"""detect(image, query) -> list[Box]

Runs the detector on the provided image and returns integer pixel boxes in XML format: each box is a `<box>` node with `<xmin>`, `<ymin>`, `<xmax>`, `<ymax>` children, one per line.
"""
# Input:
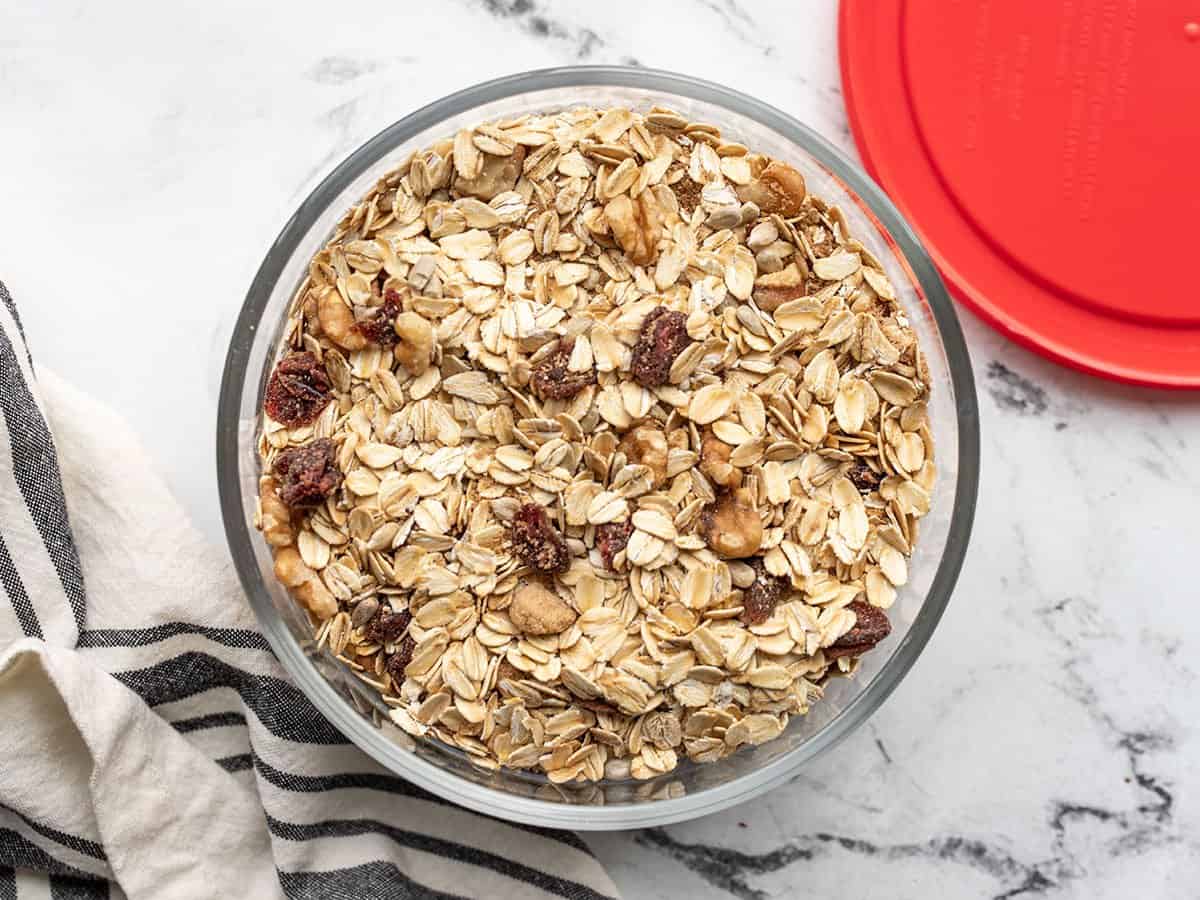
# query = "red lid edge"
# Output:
<box><xmin>837</xmin><ymin>0</ymin><xmax>1200</xmax><ymax>391</ymax></box>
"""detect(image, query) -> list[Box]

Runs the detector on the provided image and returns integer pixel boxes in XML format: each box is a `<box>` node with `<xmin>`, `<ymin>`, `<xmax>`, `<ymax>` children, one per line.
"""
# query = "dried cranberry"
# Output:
<box><xmin>846</xmin><ymin>464</ymin><xmax>881</xmax><ymax>494</ymax></box>
<box><xmin>826</xmin><ymin>600</ymin><xmax>891</xmax><ymax>660</ymax></box>
<box><xmin>741</xmin><ymin>558</ymin><xmax>790</xmax><ymax>625</ymax></box>
<box><xmin>365</xmin><ymin>608</ymin><xmax>412</xmax><ymax>646</ymax></box>
<box><xmin>530</xmin><ymin>337</ymin><xmax>597</xmax><ymax>400</ymax></box>
<box><xmin>631</xmin><ymin>307</ymin><xmax>691</xmax><ymax>388</ymax></box>
<box><xmin>596</xmin><ymin>520</ymin><xmax>634</xmax><ymax>569</ymax></box>
<box><xmin>273</xmin><ymin>438</ymin><xmax>342</xmax><ymax>508</ymax></box>
<box><xmin>386</xmin><ymin>633</ymin><xmax>416</xmax><ymax>683</ymax></box>
<box><xmin>510</xmin><ymin>503</ymin><xmax>570</xmax><ymax>574</ymax></box>
<box><xmin>264</xmin><ymin>352</ymin><xmax>332</xmax><ymax>427</ymax></box>
<box><xmin>355</xmin><ymin>289</ymin><xmax>403</xmax><ymax>345</ymax></box>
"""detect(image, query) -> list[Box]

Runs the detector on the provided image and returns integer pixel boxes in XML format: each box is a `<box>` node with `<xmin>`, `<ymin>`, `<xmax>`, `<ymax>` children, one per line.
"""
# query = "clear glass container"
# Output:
<box><xmin>217</xmin><ymin>66</ymin><xmax>979</xmax><ymax>829</ymax></box>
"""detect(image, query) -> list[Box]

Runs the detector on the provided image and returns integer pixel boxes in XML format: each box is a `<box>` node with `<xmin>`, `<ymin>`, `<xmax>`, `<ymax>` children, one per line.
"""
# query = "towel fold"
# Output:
<box><xmin>0</xmin><ymin>282</ymin><xmax>619</xmax><ymax>900</ymax></box>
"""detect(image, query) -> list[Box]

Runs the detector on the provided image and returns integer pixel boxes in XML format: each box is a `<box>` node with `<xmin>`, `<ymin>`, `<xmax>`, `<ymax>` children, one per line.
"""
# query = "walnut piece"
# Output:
<box><xmin>700</xmin><ymin>431</ymin><xmax>742</xmax><ymax>489</ymax></box>
<box><xmin>509</xmin><ymin>582</ymin><xmax>577</xmax><ymax>635</ymax></box>
<box><xmin>619</xmin><ymin>424</ymin><xmax>669</xmax><ymax>487</ymax></box>
<box><xmin>701</xmin><ymin>488</ymin><xmax>762</xmax><ymax>559</ymax></box>
<box><xmin>393</xmin><ymin>312</ymin><xmax>434</xmax><ymax>375</ymax></box>
<box><xmin>258</xmin><ymin>477</ymin><xmax>294</xmax><ymax>547</ymax></box>
<box><xmin>273</xmin><ymin>546</ymin><xmax>337</xmax><ymax>619</ymax></box>
<box><xmin>752</xmin><ymin>263</ymin><xmax>808</xmax><ymax>312</ymax></box>
<box><xmin>317</xmin><ymin>287</ymin><xmax>367</xmax><ymax>352</ymax></box>
<box><xmin>604</xmin><ymin>191</ymin><xmax>664</xmax><ymax>266</ymax></box>
<box><xmin>736</xmin><ymin>160</ymin><xmax>807</xmax><ymax>217</ymax></box>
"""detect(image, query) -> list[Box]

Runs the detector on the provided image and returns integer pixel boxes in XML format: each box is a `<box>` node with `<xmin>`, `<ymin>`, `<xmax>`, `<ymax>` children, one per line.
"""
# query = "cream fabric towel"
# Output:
<box><xmin>0</xmin><ymin>284</ymin><xmax>620</xmax><ymax>900</ymax></box>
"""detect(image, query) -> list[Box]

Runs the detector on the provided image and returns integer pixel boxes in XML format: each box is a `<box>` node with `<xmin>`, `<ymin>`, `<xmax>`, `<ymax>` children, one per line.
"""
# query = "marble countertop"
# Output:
<box><xmin>3</xmin><ymin>1</ymin><xmax>1197</xmax><ymax>897</ymax></box>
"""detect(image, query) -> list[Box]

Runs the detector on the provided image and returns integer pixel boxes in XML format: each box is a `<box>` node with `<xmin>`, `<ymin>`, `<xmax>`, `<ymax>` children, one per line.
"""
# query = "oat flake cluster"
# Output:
<box><xmin>256</xmin><ymin>105</ymin><xmax>936</xmax><ymax>784</ymax></box>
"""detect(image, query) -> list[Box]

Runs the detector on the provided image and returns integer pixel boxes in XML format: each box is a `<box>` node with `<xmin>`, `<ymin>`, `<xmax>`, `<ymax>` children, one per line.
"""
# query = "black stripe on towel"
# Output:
<box><xmin>266</xmin><ymin>816</ymin><xmax>614</xmax><ymax>900</ymax></box>
<box><xmin>0</xmin><ymin>805</ymin><xmax>105</xmax><ymax>862</ymax></box>
<box><xmin>0</xmin><ymin>531</ymin><xmax>43</xmax><ymax>639</ymax></box>
<box><xmin>0</xmin><ymin>830</ymin><xmax>100</xmax><ymax>881</ymax></box>
<box><xmin>252</xmin><ymin>755</ymin><xmax>592</xmax><ymax>855</ymax></box>
<box><xmin>112</xmin><ymin>652</ymin><xmax>345</xmax><ymax>745</ymax></box>
<box><xmin>217</xmin><ymin>753</ymin><xmax>255</xmax><ymax>773</ymax></box>
<box><xmin>49</xmin><ymin>874</ymin><xmax>109</xmax><ymax>900</ymax></box>
<box><xmin>77</xmin><ymin>622</ymin><xmax>271</xmax><ymax>652</ymax></box>
<box><xmin>0</xmin><ymin>324</ymin><xmax>87</xmax><ymax>632</ymax></box>
<box><xmin>0</xmin><ymin>282</ymin><xmax>29</xmax><ymax>363</ymax></box>
<box><xmin>0</xmin><ymin>866</ymin><xmax>14</xmax><ymax>900</ymax></box>
<box><xmin>172</xmin><ymin>711</ymin><xmax>248</xmax><ymax>733</ymax></box>
<box><xmin>279</xmin><ymin>862</ymin><xmax>468</xmax><ymax>900</ymax></box>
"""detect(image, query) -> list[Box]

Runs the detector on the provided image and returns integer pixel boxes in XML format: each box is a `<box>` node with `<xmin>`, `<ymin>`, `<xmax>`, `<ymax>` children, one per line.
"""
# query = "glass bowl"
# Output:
<box><xmin>217</xmin><ymin>66</ymin><xmax>979</xmax><ymax>829</ymax></box>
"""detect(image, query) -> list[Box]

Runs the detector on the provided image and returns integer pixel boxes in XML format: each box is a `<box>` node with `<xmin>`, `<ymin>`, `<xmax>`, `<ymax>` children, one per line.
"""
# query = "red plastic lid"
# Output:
<box><xmin>840</xmin><ymin>0</ymin><xmax>1200</xmax><ymax>388</ymax></box>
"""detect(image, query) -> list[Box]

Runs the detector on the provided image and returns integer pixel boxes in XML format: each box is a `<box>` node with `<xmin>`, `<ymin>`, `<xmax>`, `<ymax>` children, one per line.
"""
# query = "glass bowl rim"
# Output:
<box><xmin>217</xmin><ymin>64</ymin><xmax>980</xmax><ymax>830</ymax></box>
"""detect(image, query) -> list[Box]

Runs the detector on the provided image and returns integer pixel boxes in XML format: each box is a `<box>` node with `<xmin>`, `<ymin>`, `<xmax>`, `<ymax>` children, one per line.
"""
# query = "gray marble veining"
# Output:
<box><xmin>2</xmin><ymin>2</ymin><xmax>1196</xmax><ymax>897</ymax></box>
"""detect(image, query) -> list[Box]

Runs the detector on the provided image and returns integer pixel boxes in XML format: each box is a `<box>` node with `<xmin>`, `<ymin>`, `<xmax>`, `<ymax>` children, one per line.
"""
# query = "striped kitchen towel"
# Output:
<box><xmin>0</xmin><ymin>281</ymin><xmax>620</xmax><ymax>900</ymax></box>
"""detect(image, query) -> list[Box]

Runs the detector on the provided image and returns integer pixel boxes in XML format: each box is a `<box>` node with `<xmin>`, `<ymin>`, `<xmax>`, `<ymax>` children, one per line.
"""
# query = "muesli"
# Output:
<box><xmin>256</xmin><ymin>105</ymin><xmax>935</xmax><ymax>783</ymax></box>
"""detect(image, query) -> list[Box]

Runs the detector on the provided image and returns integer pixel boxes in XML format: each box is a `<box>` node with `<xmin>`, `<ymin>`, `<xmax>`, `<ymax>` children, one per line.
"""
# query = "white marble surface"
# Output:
<box><xmin>3</xmin><ymin>1</ymin><xmax>1198</xmax><ymax>898</ymax></box>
